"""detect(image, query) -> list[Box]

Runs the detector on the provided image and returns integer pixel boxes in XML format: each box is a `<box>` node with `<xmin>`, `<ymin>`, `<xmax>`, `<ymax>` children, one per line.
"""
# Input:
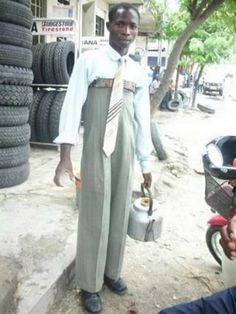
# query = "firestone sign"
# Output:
<box><xmin>31</xmin><ymin>18</ymin><xmax>76</xmax><ymax>35</ymax></box>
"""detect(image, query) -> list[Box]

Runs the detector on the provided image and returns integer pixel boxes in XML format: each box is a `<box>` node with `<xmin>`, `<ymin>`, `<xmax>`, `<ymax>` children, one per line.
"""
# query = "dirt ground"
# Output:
<box><xmin>50</xmin><ymin>93</ymin><xmax>236</xmax><ymax>314</ymax></box>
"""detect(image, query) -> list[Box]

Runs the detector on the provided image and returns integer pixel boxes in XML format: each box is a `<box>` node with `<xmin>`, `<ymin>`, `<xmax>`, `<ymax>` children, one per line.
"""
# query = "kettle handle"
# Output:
<box><xmin>141</xmin><ymin>183</ymin><xmax>153</xmax><ymax>216</ymax></box>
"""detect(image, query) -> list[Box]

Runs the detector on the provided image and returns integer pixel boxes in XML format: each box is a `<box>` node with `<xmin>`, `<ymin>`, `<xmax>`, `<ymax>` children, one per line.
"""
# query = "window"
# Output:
<box><xmin>31</xmin><ymin>0</ymin><xmax>44</xmax><ymax>18</ymax></box>
<box><xmin>96</xmin><ymin>15</ymin><xmax>104</xmax><ymax>36</ymax></box>
<box><xmin>161</xmin><ymin>56</ymin><xmax>166</xmax><ymax>67</ymax></box>
<box><xmin>31</xmin><ymin>0</ymin><xmax>46</xmax><ymax>44</ymax></box>
<box><xmin>148</xmin><ymin>56</ymin><xmax>158</xmax><ymax>66</ymax></box>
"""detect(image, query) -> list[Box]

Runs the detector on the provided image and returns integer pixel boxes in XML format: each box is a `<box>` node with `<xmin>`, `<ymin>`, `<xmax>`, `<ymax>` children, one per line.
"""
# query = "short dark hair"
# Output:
<box><xmin>109</xmin><ymin>2</ymin><xmax>140</xmax><ymax>23</ymax></box>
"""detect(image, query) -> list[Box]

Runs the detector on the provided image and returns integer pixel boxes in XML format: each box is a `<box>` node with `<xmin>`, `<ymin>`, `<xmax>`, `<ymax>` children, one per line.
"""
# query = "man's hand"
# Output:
<box><xmin>54</xmin><ymin>159</ymin><xmax>74</xmax><ymax>187</ymax></box>
<box><xmin>53</xmin><ymin>144</ymin><xmax>74</xmax><ymax>187</ymax></box>
<box><xmin>142</xmin><ymin>172</ymin><xmax>152</xmax><ymax>189</ymax></box>
<box><xmin>220</xmin><ymin>215</ymin><xmax>236</xmax><ymax>260</ymax></box>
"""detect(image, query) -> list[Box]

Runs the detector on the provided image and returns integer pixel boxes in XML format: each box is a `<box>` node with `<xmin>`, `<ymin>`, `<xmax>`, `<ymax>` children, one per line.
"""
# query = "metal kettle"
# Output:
<box><xmin>128</xmin><ymin>184</ymin><xmax>163</xmax><ymax>242</ymax></box>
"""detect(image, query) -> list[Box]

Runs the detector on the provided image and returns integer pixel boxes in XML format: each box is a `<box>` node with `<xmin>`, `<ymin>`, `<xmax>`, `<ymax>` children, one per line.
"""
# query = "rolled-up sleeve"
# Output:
<box><xmin>133</xmin><ymin>79</ymin><xmax>153</xmax><ymax>173</ymax></box>
<box><xmin>54</xmin><ymin>54</ymin><xmax>89</xmax><ymax>144</ymax></box>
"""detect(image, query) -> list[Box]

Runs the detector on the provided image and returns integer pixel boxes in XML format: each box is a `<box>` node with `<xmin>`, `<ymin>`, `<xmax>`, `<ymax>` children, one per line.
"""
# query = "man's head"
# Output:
<box><xmin>106</xmin><ymin>2</ymin><xmax>140</xmax><ymax>55</ymax></box>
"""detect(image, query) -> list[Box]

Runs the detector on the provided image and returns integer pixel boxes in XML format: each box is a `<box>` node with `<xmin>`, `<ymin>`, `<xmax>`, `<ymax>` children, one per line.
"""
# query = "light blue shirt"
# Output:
<box><xmin>54</xmin><ymin>45</ymin><xmax>153</xmax><ymax>173</ymax></box>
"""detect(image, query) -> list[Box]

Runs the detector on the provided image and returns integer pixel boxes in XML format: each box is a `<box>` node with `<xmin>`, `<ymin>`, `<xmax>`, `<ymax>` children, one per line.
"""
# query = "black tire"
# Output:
<box><xmin>0</xmin><ymin>21</ymin><xmax>32</xmax><ymax>49</ymax></box>
<box><xmin>49</xmin><ymin>91</ymin><xmax>65</xmax><ymax>141</ymax></box>
<box><xmin>176</xmin><ymin>90</ymin><xmax>188</xmax><ymax>104</ymax></box>
<box><xmin>0</xmin><ymin>163</ymin><xmax>30</xmax><ymax>189</ymax></box>
<box><xmin>29</xmin><ymin>90</ymin><xmax>46</xmax><ymax>141</ymax></box>
<box><xmin>167</xmin><ymin>99</ymin><xmax>181</xmax><ymax>111</ymax></box>
<box><xmin>0</xmin><ymin>106</ymin><xmax>29</xmax><ymax>126</ymax></box>
<box><xmin>150</xmin><ymin>121</ymin><xmax>168</xmax><ymax>161</ymax></box>
<box><xmin>0</xmin><ymin>65</ymin><xmax>33</xmax><ymax>85</ymax></box>
<box><xmin>206</xmin><ymin>225</ymin><xmax>223</xmax><ymax>266</ymax></box>
<box><xmin>54</xmin><ymin>41</ymin><xmax>75</xmax><ymax>84</ymax></box>
<box><xmin>42</xmin><ymin>42</ymin><xmax>58</xmax><ymax>84</ymax></box>
<box><xmin>197</xmin><ymin>103</ymin><xmax>215</xmax><ymax>114</ymax></box>
<box><xmin>36</xmin><ymin>92</ymin><xmax>57</xmax><ymax>143</ymax></box>
<box><xmin>0</xmin><ymin>44</ymin><xmax>32</xmax><ymax>68</ymax></box>
<box><xmin>0</xmin><ymin>1</ymin><xmax>32</xmax><ymax>28</ymax></box>
<box><xmin>32</xmin><ymin>44</ymin><xmax>45</xmax><ymax>84</ymax></box>
<box><xmin>0</xmin><ymin>85</ymin><xmax>33</xmax><ymax>107</ymax></box>
<box><xmin>0</xmin><ymin>144</ymin><xmax>30</xmax><ymax>169</ymax></box>
<box><xmin>0</xmin><ymin>124</ymin><xmax>30</xmax><ymax>148</ymax></box>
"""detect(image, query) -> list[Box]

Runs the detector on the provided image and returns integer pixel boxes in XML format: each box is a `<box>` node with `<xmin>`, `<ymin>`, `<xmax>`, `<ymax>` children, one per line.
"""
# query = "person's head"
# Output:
<box><xmin>154</xmin><ymin>65</ymin><xmax>160</xmax><ymax>72</ymax></box>
<box><xmin>106</xmin><ymin>3</ymin><xmax>140</xmax><ymax>55</ymax></box>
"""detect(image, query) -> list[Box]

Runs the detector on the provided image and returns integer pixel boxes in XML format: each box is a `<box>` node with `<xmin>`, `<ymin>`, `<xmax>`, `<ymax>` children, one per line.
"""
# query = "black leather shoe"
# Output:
<box><xmin>81</xmin><ymin>290</ymin><xmax>102</xmax><ymax>313</ymax></box>
<box><xmin>104</xmin><ymin>275</ymin><xmax>127</xmax><ymax>295</ymax></box>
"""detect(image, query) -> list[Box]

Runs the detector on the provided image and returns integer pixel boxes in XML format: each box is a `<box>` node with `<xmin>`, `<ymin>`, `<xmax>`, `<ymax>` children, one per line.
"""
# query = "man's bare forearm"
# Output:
<box><xmin>54</xmin><ymin>144</ymin><xmax>73</xmax><ymax>186</ymax></box>
<box><xmin>60</xmin><ymin>143</ymin><xmax>72</xmax><ymax>162</ymax></box>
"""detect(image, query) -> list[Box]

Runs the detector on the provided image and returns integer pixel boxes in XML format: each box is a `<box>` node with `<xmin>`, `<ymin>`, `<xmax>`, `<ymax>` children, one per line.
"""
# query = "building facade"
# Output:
<box><xmin>31</xmin><ymin>0</ymin><xmax>160</xmax><ymax>66</ymax></box>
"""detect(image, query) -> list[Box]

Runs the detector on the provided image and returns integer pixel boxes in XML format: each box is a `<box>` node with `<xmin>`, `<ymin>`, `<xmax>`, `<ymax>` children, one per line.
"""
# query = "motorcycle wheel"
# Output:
<box><xmin>206</xmin><ymin>225</ymin><xmax>223</xmax><ymax>266</ymax></box>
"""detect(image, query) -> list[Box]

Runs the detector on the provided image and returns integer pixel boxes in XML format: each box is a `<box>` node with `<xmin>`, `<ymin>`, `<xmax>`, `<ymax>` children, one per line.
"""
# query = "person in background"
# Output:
<box><xmin>198</xmin><ymin>76</ymin><xmax>204</xmax><ymax>93</ymax></box>
<box><xmin>149</xmin><ymin>74</ymin><xmax>160</xmax><ymax>102</ymax></box>
<box><xmin>221</xmin><ymin>214</ymin><xmax>236</xmax><ymax>260</ymax></box>
<box><xmin>147</xmin><ymin>66</ymin><xmax>154</xmax><ymax>85</ymax></box>
<box><xmin>152</xmin><ymin>65</ymin><xmax>161</xmax><ymax>81</ymax></box>
<box><xmin>158</xmin><ymin>216</ymin><xmax>236</xmax><ymax>314</ymax></box>
<box><xmin>159</xmin><ymin>79</ymin><xmax>174</xmax><ymax>111</ymax></box>
<box><xmin>53</xmin><ymin>2</ymin><xmax>153</xmax><ymax>313</ymax></box>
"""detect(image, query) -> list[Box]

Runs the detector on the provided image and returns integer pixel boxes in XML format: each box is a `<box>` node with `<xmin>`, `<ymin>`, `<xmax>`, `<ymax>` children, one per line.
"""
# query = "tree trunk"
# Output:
<box><xmin>175</xmin><ymin>65</ymin><xmax>180</xmax><ymax>91</ymax></box>
<box><xmin>191</xmin><ymin>64</ymin><xmax>205</xmax><ymax>108</ymax></box>
<box><xmin>150</xmin><ymin>0</ymin><xmax>225</xmax><ymax>118</ymax></box>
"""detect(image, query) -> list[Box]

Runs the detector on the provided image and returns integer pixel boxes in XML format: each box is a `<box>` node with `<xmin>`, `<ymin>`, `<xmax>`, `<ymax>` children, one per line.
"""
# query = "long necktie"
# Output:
<box><xmin>103</xmin><ymin>58</ymin><xmax>124</xmax><ymax>156</ymax></box>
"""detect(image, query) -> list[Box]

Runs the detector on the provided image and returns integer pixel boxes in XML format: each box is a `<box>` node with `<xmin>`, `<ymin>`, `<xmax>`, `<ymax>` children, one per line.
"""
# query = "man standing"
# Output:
<box><xmin>54</xmin><ymin>3</ymin><xmax>153</xmax><ymax>313</ymax></box>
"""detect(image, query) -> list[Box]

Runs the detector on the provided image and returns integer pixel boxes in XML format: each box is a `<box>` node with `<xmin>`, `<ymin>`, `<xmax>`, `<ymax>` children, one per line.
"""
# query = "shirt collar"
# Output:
<box><xmin>105</xmin><ymin>44</ymin><xmax>128</xmax><ymax>62</ymax></box>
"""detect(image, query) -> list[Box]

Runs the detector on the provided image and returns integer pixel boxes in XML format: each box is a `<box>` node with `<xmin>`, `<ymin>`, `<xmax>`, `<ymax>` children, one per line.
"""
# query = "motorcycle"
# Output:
<box><xmin>202</xmin><ymin>136</ymin><xmax>236</xmax><ymax>266</ymax></box>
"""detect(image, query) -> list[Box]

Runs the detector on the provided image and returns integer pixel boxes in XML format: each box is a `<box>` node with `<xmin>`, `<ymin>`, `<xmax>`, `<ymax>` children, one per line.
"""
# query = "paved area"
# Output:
<box><xmin>0</xmin><ymin>141</ymin><xmax>83</xmax><ymax>314</ymax></box>
<box><xmin>0</xmin><ymin>256</ymin><xmax>19</xmax><ymax>314</ymax></box>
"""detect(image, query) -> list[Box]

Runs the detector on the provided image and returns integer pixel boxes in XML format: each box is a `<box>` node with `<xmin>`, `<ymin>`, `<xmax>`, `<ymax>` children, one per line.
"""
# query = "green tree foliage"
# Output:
<box><xmin>149</xmin><ymin>0</ymin><xmax>236</xmax><ymax>114</ymax></box>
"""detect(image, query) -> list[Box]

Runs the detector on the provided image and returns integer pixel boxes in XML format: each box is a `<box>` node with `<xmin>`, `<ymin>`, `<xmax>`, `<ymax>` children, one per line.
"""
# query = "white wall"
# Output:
<box><xmin>135</xmin><ymin>36</ymin><xmax>147</xmax><ymax>65</ymax></box>
<box><xmin>47</xmin><ymin>0</ymin><xmax>77</xmax><ymax>18</ymax></box>
<box><xmin>82</xmin><ymin>2</ymin><xmax>95</xmax><ymax>36</ymax></box>
<box><xmin>45</xmin><ymin>0</ymin><xmax>78</xmax><ymax>42</ymax></box>
<box><xmin>95</xmin><ymin>0</ymin><xmax>109</xmax><ymax>38</ymax></box>
<box><xmin>147</xmin><ymin>39</ymin><xmax>168</xmax><ymax>68</ymax></box>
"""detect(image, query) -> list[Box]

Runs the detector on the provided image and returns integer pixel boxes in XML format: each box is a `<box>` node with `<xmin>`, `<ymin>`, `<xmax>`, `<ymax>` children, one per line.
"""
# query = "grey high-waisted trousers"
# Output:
<box><xmin>75</xmin><ymin>85</ymin><xmax>135</xmax><ymax>293</ymax></box>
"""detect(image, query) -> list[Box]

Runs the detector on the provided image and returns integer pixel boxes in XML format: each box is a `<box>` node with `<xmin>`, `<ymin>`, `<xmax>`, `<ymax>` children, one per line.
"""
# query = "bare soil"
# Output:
<box><xmin>50</xmin><ymin>95</ymin><xmax>234</xmax><ymax>314</ymax></box>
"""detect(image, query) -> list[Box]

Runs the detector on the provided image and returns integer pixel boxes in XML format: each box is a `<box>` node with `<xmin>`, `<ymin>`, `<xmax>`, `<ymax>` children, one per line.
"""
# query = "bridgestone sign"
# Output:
<box><xmin>31</xmin><ymin>18</ymin><xmax>76</xmax><ymax>35</ymax></box>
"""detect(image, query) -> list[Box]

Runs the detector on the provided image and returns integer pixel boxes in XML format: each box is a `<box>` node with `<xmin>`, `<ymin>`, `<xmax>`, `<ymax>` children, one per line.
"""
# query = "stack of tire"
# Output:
<box><xmin>0</xmin><ymin>0</ymin><xmax>33</xmax><ymax>188</ymax></box>
<box><xmin>32</xmin><ymin>41</ymin><xmax>75</xmax><ymax>85</ymax></box>
<box><xmin>30</xmin><ymin>41</ymin><xmax>74</xmax><ymax>143</ymax></box>
<box><xmin>30</xmin><ymin>90</ymin><xmax>66</xmax><ymax>143</ymax></box>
